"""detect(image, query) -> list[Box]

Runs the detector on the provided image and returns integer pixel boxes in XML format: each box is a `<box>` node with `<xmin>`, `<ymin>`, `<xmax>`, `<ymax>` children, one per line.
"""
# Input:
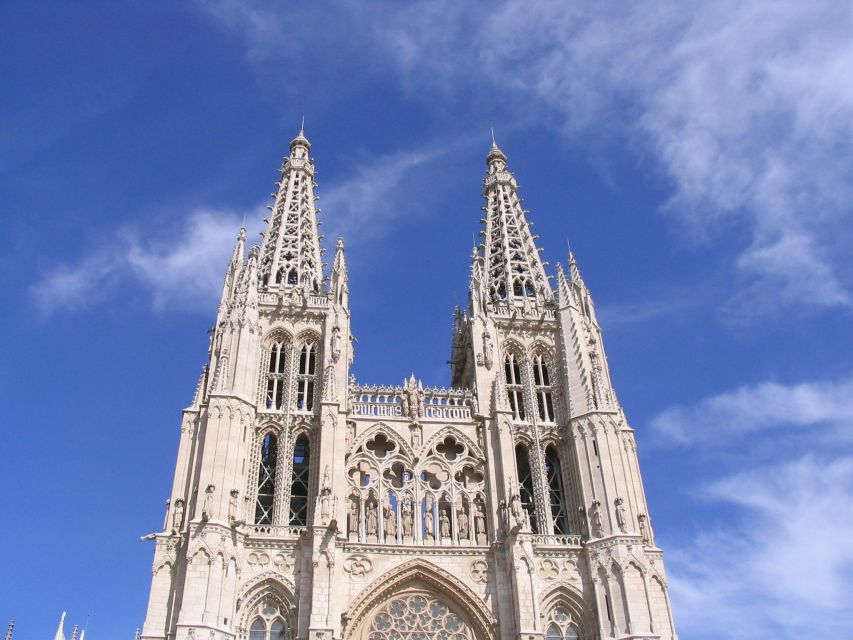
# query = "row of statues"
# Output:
<box><xmin>347</xmin><ymin>494</ymin><xmax>488</xmax><ymax>543</ymax></box>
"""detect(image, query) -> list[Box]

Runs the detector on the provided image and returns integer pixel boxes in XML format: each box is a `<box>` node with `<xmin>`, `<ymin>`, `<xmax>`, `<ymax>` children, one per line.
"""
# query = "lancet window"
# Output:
<box><xmin>266</xmin><ymin>339</ymin><xmax>289</xmax><ymax>410</ymax></box>
<box><xmin>532</xmin><ymin>354</ymin><xmax>555</xmax><ymax>422</ymax></box>
<box><xmin>255</xmin><ymin>433</ymin><xmax>278</xmax><ymax>525</ymax></box>
<box><xmin>295</xmin><ymin>342</ymin><xmax>317</xmax><ymax>412</ymax></box>
<box><xmin>545</xmin><ymin>608</ymin><xmax>580</xmax><ymax>640</ymax></box>
<box><xmin>545</xmin><ymin>445</ymin><xmax>569</xmax><ymax>534</ymax></box>
<box><xmin>288</xmin><ymin>435</ymin><xmax>311</xmax><ymax>526</ymax></box>
<box><xmin>514</xmin><ymin>443</ymin><xmax>538</xmax><ymax>533</ymax></box>
<box><xmin>504</xmin><ymin>353</ymin><xmax>526</xmax><ymax>421</ymax></box>
<box><xmin>249</xmin><ymin>601</ymin><xmax>288</xmax><ymax>640</ymax></box>
<box><xmin>347</xmin><ymin>431</ymin><xmax>487</xmax><ymax>546</ymax></box>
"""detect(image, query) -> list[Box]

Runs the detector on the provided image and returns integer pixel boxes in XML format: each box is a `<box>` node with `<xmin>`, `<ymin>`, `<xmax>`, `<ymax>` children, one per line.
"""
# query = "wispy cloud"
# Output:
<box><xmin>31</xmin><ymin>208</ymin><xmax>262</xmax><ymax>315</ymax></box>
<box><xmin>668</xmin><ymin>455</ymin><xmax>853</xmax><ymax>639</ymax></box>
<box><xmin>196</xmin><ymin>1</ymin><xmax>853</xmax><ymax>318</ymax></box>
<box><xmin>650</xmin><ymin>376</ymin><xmax>853</xmax><ymax>446</ymax></box>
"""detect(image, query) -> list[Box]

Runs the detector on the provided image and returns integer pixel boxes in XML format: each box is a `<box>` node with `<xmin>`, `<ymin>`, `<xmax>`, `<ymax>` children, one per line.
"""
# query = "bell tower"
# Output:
<box><xmin>140</xmin><ymin>131</ymin><xmax>676</xmax><ymax>640</ymax></box>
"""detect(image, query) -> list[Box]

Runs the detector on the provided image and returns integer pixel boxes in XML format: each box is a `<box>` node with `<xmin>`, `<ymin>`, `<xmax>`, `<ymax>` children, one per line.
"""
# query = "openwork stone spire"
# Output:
<box><xmin>259</xmin><ymin>127</ymin><xmax>324</xmax><ymax>293</ymax></box>
<box><xmin>481</xmin><ymin>141</ymin><xmax>551</xmax><ymax>306</ymax></box>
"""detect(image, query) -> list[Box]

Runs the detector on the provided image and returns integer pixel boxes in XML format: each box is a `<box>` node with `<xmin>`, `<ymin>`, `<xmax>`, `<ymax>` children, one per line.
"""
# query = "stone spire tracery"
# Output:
<box><xmin>480</xmin><ymin>141</ymin><xmax>551</xmax><ymax>307</ymax></box>
<box><xmin>258</xmin><ymin>126</ymin><xmax>324</xmax><ymax>294</ymax></box>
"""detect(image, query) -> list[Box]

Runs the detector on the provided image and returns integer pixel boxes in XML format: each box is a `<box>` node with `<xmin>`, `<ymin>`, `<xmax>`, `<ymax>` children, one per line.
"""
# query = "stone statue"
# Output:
<box><xmin>228</xmin><ymin>489</ymin><xmax>240</xmax><ymax>524</ymax></box>
<box><xmin>410</xmin><ymin>424</ymin><xmax>422</xmax><ymax>449</ymax></box>
<box><xmin>475</xmin><ymin>502</ymin><xmax>487</xmax><ymax>537</ymax></box>
<box><xmin>202</xmin><ymin>485</ymin><xmax>215</xmax><ymax>521</ymax></box>
<box><xmin>402</xmin><ymin>498</ymin><xmax>414</xmax><ymax>537</ymax></box>
<box><xmin>424</xmin><ymin>496</ymin><xmax>434</xmax><ymax>540</ymax></box>
<box><xmin>510</xmin><ymin>493</ymin><xmax>525</xmax><ymax>530</ymax></box>
<box><xmin>331</xmin><ymin>324</ymin><xmax>342</xmax><ymax>362</ymax></box>
<box><xmin>346</xmin><ymin>422</ymin><xmax>355</xmax><ymax>449</ymax></box>
<box><xmin>589</xmin><ymin>500</ymin><xmax>603</xmax><ymax>537</ymax></box>
<box><xmin>403</xmin><ymin>376</ymin><xmax>425</xmax><ymax>420</ymax></box>
<box><xmin>498</xmin><ymin>500</ymin><xmax>508</xmax><ymax>533</ymax></box>
<box><xmin>320</xmin><ymin>491</ymin><xmax>331</xmax><ymax>525</ymax></box>
<box><xmin>457</xmin><ymin>501</ymin><xmax>469</xmax><ymax>539</ymax></box>
<box><xmin>638</xmin><ymin>514</ymin><xmax>651</xmax><ymax>545</ymax></box>
<box><xmin>348</xmin><ymin>499</ymin><xmax>359</xmax><ymax>536</ymax></box>
<box><xmin>439</xmin><ymin>508</ymin><xmax>451</xmax><ymax>538</ymax></box>
<box><xmin>482</xmin><ymin>330</ymin><xmax>494</xmax><ymax>369</ymax></box>
<box><xmin>172</xmin><ymin>499</ymin><xmax>185</xmax><ymax>533</ymax></box>
<box><xmin>615</xmin><ymin>497</ymin><xmax>627</xmax><ymax>533</ymax></box>
<box><xmin>366</xmin><ymin>500</ymin><xmax>378</xmax><ymax>536</ymax></box>
<box><xmin>384</xmin><ymin>500</ymin><xmax>396</xmax><ymax>539</ymax></box>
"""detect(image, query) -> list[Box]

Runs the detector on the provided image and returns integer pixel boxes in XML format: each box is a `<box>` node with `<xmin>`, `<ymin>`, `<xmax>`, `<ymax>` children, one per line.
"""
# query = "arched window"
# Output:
<box><xmin>289</xmin><ymin>435</ymin><xmax>311</xmax><ymax>526</ymax></box>
<box><xmin>255</xmin><ymin>434</ymin><xmax>278</xmax><ymax>525</ymax></box>
<box><xmin>367</xmin><ymin>593</ymin><xmax>473</xmax><ymax>640</ymax></box>
<box><xmin>266</xmin><ymin>339</ymin><xmax>288</xmax><ymax>410</ymax></box>
<box><xmin>249</xmin><ymin>601</ymin><xmax>288</xmax><ymax>640</ymax></box>
<box><xmin>514</xmin><ymin>443</ymin><xmax>538</xmax><ymax>533</ymax></box>
<box><xmin>532</xmin><ymin>355</ymin><xmax>555</xmax><ymax>422</ymax></box>
<box><xmin>545</xmin><ymin>445</ymin><xmax>569</xmax><ymax>534</ymax></box>
<box><xmin>545</xmin><ymin>608</ymin><xmax>580</xmax><ymax>639</ymax></box>
<box><xmin>295</xmin><ymin>342</ymin><xmax>317</xmax><ymax>412</ymax></box>
<box><xmin>287</xmin><ymin>269</ymin><xmax>298</xmax><ymax>286</ymax></box>
<box><xmin>504</xmin><ymin>354</ymin><xmax>526</xmax><ymax>421</ymax></box>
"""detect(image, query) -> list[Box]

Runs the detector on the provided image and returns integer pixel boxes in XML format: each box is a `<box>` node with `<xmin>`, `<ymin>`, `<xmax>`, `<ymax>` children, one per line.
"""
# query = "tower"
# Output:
<box><xmin>141</xmin><ymin>130</ymin><xmax>677</xmax><ymax>640</ymax></box>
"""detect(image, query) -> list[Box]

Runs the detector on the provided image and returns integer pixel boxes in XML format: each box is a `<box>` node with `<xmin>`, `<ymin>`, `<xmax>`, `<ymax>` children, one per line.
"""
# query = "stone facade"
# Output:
<box><xmin>140</xmin><ymin>129</ymin><xmax>678</xmax><ymax>640</ymax></box>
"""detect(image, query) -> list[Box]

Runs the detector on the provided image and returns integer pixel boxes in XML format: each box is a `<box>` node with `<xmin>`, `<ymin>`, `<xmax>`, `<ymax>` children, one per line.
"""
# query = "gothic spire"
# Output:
<box><xmin>53</xmin><ymin>612</ymin><xmax>66</xmax><ymax>640</ymax></box>
<box><xmin>4</xmin><ymin>620</ymin><xmax>14</xmax><ymax>640</ymax></box>
<box><xmin>330</xmin><ymin>237</ymin><xmax>349</xmax><ymax>308</ymax></box>
<box><xmin>258</xmin><ymin>126</ymin><xmax>324</xmax><ymax>294</ymax></box>
<box><xmin>480</xmin><ymin>140</ymin><xmax>551</xmax><ymax>307</ymax></box>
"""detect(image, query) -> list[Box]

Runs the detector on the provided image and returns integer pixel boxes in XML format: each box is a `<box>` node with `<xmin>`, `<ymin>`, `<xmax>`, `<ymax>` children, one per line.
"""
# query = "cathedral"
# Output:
<box><xmin>140</xmin><ymin>128</ymin><xmax>677</xmax><ymax>640</ymax></box>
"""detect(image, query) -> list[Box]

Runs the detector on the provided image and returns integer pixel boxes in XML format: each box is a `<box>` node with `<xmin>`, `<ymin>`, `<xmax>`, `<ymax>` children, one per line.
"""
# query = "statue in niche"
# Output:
<box><xmin>384</xmin><ymin>499</ymin><xmax>396</xmax><ymax>539</ymax></box>
<box><xmin>346</xmin><ymin>422</ymin><xmax>355</xmax><ymax>449</ymax></box>
<box><xmin>457</xmin><ymin>500</ymin><xmax>469</xmax><ymax>540</ymax></box>
<box><xmin>202</xmin><ymin>485</ymin><xmax>215</xmax><ymax>521</ymax></box>
<box><xmin>578</xmin><ymin>506</ymin><xmax>589</xmax><ymax>538</ymax></box>
<box><xmin>510</xmin><ymin>493</ymin><xmax>526</xmax><ymax>530</ymax></box>
<box><xmin>439</xmin><ymin>508</ymin><xmax>451</xmax><ymax>539</ymax></box>
<box><xmin>638</xmin><ymin>514</ymin><xmax>652</xmax><ymax>545</ymax></box>
<box><xmin>331</xmin><ymin>324</ymin><xmax>342</xmax><ymax>362</ymax></box>
<box><xmin>366</xmin><ymin>500</ymin><xmax>378</xmax><ymax>537</ymax></box>
<box><xmin>401</xmin><ymin>498</ymin><xmax>414</xmax><ymax>537</ymax></box>
<box><xmin>228</xmin><ymin>489</ymin><xmax>242</xmax><ymax>526</ymax></box>
<box><xmin>482</xmin><ymin>330</ymin><xmax>494</xmax><ymax>369</ymax></box>
<box><xmin>589</xmin><ymin>500</ymin><xmax>604</xmax><ymax>537</ymax></box>
<box><xmin>498</xmin><ymin>500</ymin><xmax>508</xmax><ymax>533</ymax></box>
<box><xmin>410</xmin><ymin>424</ymin><xmax>422</xmax><ymax>450</ymax></box>
<box><xmin>424</xmin><ymin>496</ymin><xmax>434</xmax><ymax>540</ymax></box>
<box><xmin>614</xmin><ymin>497</ymin><xmax>627</xmax><ymax>533</ymax></box>
<box><xmin>347</xmin><ymin>499</ymin><xmax>359</xmax><ymax>536</ymax></box>
<box><xmin>475</xmin><ymin>502</ymin><xmax>487</xmax><ymax>538</ymax></box>
<box><xmin>172</xmin><ymin>499</ymin><xmax>185</xmax><ymax>533</ymax></box>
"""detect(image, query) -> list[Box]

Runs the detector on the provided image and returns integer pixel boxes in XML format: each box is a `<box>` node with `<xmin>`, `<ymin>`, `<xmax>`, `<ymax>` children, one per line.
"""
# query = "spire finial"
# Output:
<box><xmin>300</xmin><ymin>115</ymin><xmax>305</xmax><ymax>137</ymax></box>
<box><xmin>490</xmin><ymin>125</ymin><xmax>497</xmax><ymax>149</ymax></box>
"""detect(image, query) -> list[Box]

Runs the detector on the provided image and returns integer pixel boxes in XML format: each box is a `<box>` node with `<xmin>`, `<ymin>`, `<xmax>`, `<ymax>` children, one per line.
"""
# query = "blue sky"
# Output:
<box><xmin>2</xmin><ymin>2</ymin><xmax>853</xmax><ymax>638</ymax></box>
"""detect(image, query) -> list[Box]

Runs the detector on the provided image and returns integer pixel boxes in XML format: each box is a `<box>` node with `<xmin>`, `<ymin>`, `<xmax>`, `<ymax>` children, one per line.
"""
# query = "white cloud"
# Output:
<box><xmin>668</xmin><ymin>455</ymin><xmax>853</xmax><ymax>639</ymax></box>
<box><xmin>650</xmin><ymin>377</ymin><xmax>853</xmax><ymax>446</ymax></box>
<box><xmin>31</xmin><ymin>208</ymin><xmax>262</xmax><ymax>315</ymax></box>
<box><xmin>199</xmin><ymin>1</ymin><xmax>853</xmax><ymax>316</ymax></box>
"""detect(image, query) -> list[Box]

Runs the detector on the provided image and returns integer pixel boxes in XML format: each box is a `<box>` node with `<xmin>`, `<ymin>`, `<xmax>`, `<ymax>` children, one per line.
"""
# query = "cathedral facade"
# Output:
<box><xmin>140</xmin><ymin>129</ymin><xmax>677</xmax><ymax>640</ymax></box>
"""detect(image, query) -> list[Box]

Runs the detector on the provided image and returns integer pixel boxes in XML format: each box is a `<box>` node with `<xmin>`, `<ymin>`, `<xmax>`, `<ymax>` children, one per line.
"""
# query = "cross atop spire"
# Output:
<box><xmin>259</xmin><ymin>125</ymin><xmax>323</xmax><ymax>293</ymax></box>
<box><xmin>479</xmin><ymin>142</ymin><xmax>551</xmax><ymax>307</ymax></box>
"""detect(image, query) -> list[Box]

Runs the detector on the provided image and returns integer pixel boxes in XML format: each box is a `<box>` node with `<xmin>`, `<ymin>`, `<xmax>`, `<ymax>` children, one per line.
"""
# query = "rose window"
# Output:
<box><xmin>368</xmin><ymin>594</ymin><xmax>472</xmax><ymax>640</ymax></box>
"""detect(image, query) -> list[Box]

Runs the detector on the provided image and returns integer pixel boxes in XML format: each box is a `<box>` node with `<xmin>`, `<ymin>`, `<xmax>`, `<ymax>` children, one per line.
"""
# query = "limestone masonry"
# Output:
<box><xmin>141</xmin><ymin>128</ymin><xmax>678</xmax><ymax>640</ymax></box>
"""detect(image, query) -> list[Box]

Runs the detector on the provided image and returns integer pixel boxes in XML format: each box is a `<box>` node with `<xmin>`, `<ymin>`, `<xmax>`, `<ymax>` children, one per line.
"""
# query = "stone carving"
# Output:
<box><xmin>410</xmin><ymin>423</ymin><xmax>422</xmax><ymax>449</ymax></box>
<box><xmin>273</xmin><ymin>553</ymin><xmax>294</xmax><ymax>572</ymax></box>
<box><xmin>538</xmin><ymin>559</ymin><xmax>559</xmax><ymax>581</ymax></box>
<box><xmin>402</xmin><ymin>375</ymin><xmax>425</xmax><ymax>420</ymax></box>
<box><xmin>470</xmin><ymin>560</ymin><xmax>488</xmax><ymax>584</ymax></box>
<box><xmin>509</xmin><ymin>493</ymin><xmax>529</xmax><ymax>532</ymax></box>
<box><xmin>424</xmin><ymin>495</ymin><xmax>434</xmax><ymax>541</ymax></box>
<box><xmin>202</xmin><ymin>485</ymin><xmax>215</xmax><ymax>522</ymax></box>
<box><xmin>343</xmin><ymin>555</ymin><xmax>373</xmax><ymax>577</ymax></box>
<box><xmin>172</xmin><ymin>499</ymin><xmax>185</xmax><ymax>533</ymax></box>
<box><xmin>475</xmin><ymin>501</ymin><xmax>487</xmax><ymax>543</ymax></box>
<box><xmin>331</xmin><ymin>324</ymin><xmax>342</xmax><ymax>363</ymax></box>
<box><xmin>401</xmin><ymin>498</ymin><xmax>414</xmax><ymax>538</ymax></box>
<box><xmin>228</xmin><ymin>489</ymin><xmax>243</xmax><ymax>527</ymax></box>
<box><xmin>638</xmin><ymin>514</ymin><xmax>652</xmax><ymax>546</ymax></box>
<box><xmin>589</xmin><ymin>500</ymin><xmax>604</xmax><ymax>537</ymax></box>
<box><xmin>457</xmin><ymin>501</ymin><xmax>469</xmax><ymax>540</ymax></box>
<box><xmin>366</xmin><ymin>499</ymin><xmax>378</xmax><ymax>537</ymax></box>
<box><xmin>615</xmin><ymin>497</ymin><xmax>627</xmax><ymax>533</ymax></box>
<box><xmin>346</xmin><ymin>422</ymin><xmax>355</xmax><ymax>448</ymax></box>
<box><xmin>348</xmin><ymin>498</ymin><xmax>359</xmax><ymax>537</ymax></box>
<box><xmin>384</xmin><ymin>499</ymin><xmax>397</xmax><ymax>539</ymax></box>
<box><xmin>482</xmin><ymin>330</ymin><xmax>494</xmax><ymax>369</ymax></box>
<box><xmin>439</xmin><ymin>508</ymin><xmax>451</xmax><ymax>539</ymax></box>
<box><xmin>322</xmin><ymin>365</ymin><xmax>336</xmax><ymax>401</ymax></box>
